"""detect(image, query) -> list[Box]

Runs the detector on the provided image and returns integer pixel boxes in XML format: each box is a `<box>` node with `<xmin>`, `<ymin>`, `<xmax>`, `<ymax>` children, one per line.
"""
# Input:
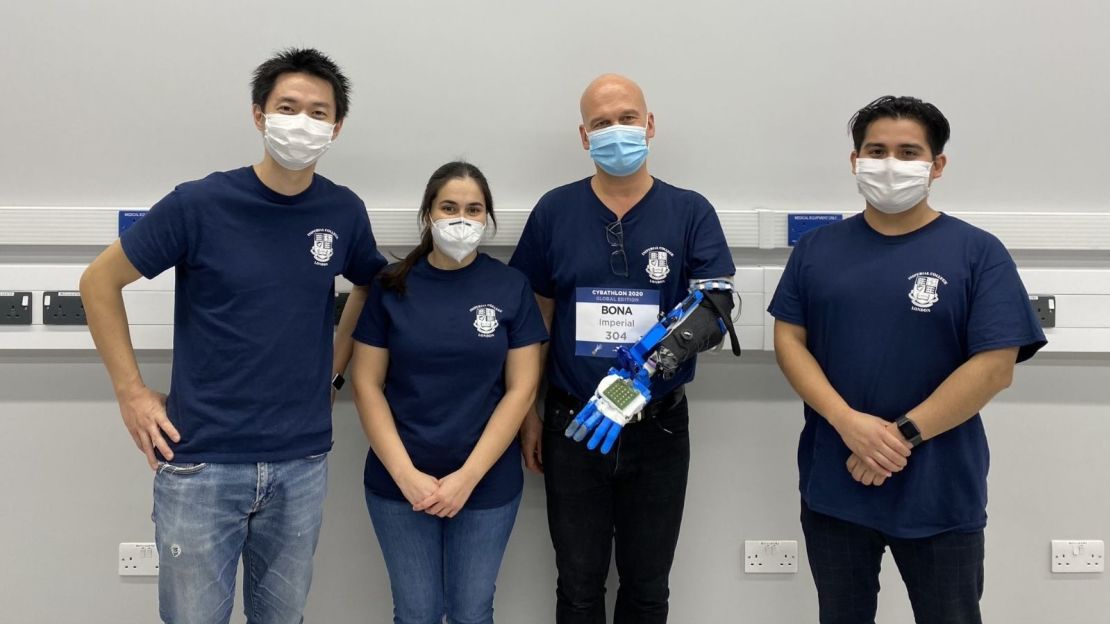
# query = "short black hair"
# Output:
<box><xmin>251</xmin><ymin>48</ymin><xmax>351</xmax><ymax>121</ymax></box>
<box><xmin>849</xmin><ymin>96</ymin><xmax>950</xmax><ymax>157</ymax></box>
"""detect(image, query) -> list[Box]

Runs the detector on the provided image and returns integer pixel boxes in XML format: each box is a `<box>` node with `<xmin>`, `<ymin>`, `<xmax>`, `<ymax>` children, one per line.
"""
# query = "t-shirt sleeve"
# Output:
<box><xmin>966</xmin><ymin>240</ymin><xmax>1047</xmax><ymax>362</ymax></box>
<box><xmin>767</xmin><ymin>239</ymin><xmax>807</xmax><ymax>326</ymax></box>
<box><xmin>508</xmin><ymin>275</ymin><xmax>550</xmax><ymax>349</ymax></box>
<box><xmin>119</xmin><ymin>190</ymin><xmax>190</xmax><ymax>279</ymax></box>
<box><xmin>508</xmin><ymin>203</ymin><xmax>555</xmax><ymax>298</ymax></box>
<box><xmin>352</xmin><ymin>282</ymin><xmax>390</xmax><ymax>348</ymax></box>
<box><xmin>686</xmin><ymin>194</ymin><xmax>735</xmax><ymax>279</ymax></box>
<box><xmin>343</xmin><ymin>201</ymin><xmax>387</xmax><ymax>286</ymax></box>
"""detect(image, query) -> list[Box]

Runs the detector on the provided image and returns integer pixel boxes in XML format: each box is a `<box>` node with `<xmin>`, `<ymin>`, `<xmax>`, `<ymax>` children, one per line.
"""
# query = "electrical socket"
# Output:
<box><xmin>1051</xmin><ymin>539</ymin><xmax>1104</xmax><ymax>574</ymax></box>
<box><xmin>1029</xmin><ymin>295</ymin><xmax>1056</xmax><ymax>328</ymax></box>
<box><xmin>745</xmin><ymin>540</ymin><xmax>799</xmax><ymax>574</ymax></box>
<box><xmin>0</xmin><ymin>291</ymin><xmax>32</xmax><ymax>325</ymax></box>
<box><xmin>42</xmin><ymin>291</ymin><xmax>86</xmax><ymax>325</ymax></box>
<box><xmin>119</xmin><ymin>542</ymin><xmax>159</xmax><ymax>576</ymax></box>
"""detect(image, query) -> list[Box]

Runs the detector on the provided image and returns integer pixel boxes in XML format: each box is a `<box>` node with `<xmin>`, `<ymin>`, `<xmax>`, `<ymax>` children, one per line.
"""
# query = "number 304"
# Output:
<box><xmin>605</xmin><ymin>331</ymin><xmax>627</xmax><ymax>341</ymax></box>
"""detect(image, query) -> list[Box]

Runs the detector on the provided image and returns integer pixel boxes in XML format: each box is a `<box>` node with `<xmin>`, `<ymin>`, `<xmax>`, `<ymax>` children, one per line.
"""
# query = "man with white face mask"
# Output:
<box><xmin>769</xmin><ymin>96</ymin><xmax>1046</xmax><ymax>624</ymax></box>
<box><xmin>80</xmin><ymin>48</ymin><xmax>385</xmax><ymax>623</ymax></box>
<box><xmin>510</xmin><ymin>74</ymin><xmax>735</xmax><ymax>623</ymax></box>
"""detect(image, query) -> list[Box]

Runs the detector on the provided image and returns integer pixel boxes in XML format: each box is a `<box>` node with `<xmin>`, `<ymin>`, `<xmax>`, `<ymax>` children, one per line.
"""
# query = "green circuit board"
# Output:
<box><xmin>602</xmin><ymin>379</ymin><xmax>640</xmax><ymax>410</ymax></box>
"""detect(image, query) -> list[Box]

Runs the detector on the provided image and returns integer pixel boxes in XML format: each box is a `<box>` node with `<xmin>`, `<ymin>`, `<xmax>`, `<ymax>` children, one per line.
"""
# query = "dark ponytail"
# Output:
<box><xmin>379</xmin><ymin>161</ymin><xmax>495</xmax><ymax>295</ymax></box>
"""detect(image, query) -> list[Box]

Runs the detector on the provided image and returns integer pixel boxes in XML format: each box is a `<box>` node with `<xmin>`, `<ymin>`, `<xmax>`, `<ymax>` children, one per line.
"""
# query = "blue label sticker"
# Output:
<box><xmin>118</xmin><ymin>211</ymin><xmax>148</xmax><ymax>235</ymax></box>
<box><xmin>787</xmin><ymin>213</ymin><xmax>843</xmax><ymax>246</ymax></box>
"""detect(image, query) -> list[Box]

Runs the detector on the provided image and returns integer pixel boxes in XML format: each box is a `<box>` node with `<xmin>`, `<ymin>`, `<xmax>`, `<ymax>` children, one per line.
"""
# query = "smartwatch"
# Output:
<box><xmin>895</xmin><ymin>415</ymin><xmax>922</xmax><ymax>447</ymax></box>
<box><xmin>331</xmin><ymin>372</ymin><xmax>346</xmax><ymax>391</ymax></box>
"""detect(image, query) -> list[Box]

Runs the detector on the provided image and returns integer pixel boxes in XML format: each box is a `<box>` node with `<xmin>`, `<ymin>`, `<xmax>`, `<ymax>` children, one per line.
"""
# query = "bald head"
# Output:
<box><xmin>579</xmin><ymin>74</ymin><xmax>649</xmax><ymax>130</ymax></box>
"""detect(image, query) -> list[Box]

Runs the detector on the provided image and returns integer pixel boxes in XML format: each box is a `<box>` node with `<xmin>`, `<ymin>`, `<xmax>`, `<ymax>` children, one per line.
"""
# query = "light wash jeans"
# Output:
<box><xmin>366</xmin><ymin>490</ymin><xmax>522</xmax><ymax>624</ymax></box>
<box><xmin>152</xmin><ymin>454</ymin><xmax>328</xmax><ymax>624</ymax></box>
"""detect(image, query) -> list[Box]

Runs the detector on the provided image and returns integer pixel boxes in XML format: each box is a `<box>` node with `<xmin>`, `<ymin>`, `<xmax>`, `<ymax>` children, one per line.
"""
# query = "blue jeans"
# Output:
<box><xmin>152</xmin><ymin>455</ymin><xmax>329</xmax><ymax>624</ymax></box>
<box><xmin>801</xmin><ymin>500</ymin><xmax>985</xmax><ymax>624</ymax></box>
<box><xmin>365</xmin><ymin>489</ymin><xmax>522</xmax><ymax>624</ymax></box>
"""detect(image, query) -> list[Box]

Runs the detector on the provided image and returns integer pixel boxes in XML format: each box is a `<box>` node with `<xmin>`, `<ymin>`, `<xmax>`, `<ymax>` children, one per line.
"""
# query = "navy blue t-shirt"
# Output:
<box><xmin>509</xmin><ymin>177</ymin><xmax>735</xmax><ymax>402</ymax></box>
<box><xmin>768</xmin><ymin>213</ymin><xmax>1046</xmax><ymax>538</ymax></box>
<box><xmin>120</xmin><ymin>166</ymin><xmax>386</xmax><ymax>463</ymax></box>
<box><xmin>352</xmin><ymin>254</ymin><xmax>548</xmax><ymax>508</ymax></box>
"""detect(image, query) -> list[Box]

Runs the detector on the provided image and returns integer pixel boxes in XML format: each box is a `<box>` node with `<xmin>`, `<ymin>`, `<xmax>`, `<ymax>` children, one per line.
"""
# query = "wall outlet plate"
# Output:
<box><xmin>42</xmin><ymin>291</ymin><xmax>86</xmax><ymax>325</ymax></box>
<box><xmin>1029</xmin><ymin>295</ymin><xmax>1056</xmax><ymax>328</ymax></box>
<box><xmin>119</xmin><ymin>542</ymin><xmax>159</xmax><ymax>576</ymax></box>
<box><xmin>0</xmin><ymin>291</ymin><xmax>32</xmax><ymax>325</ymax></box>
<box><xmin>1052</xmin><ymin>539</ymin><xmax>1104</xmax><ymax>573</ymax></box>
<box><xmin>745</xmin><ymin>540</ymin><xmax>799</xmax><ymax>574</ymax></box>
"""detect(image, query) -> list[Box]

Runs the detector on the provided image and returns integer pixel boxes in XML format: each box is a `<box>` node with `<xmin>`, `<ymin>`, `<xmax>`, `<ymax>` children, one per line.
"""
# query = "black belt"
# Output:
<box><xmin>546</xmin><ymin>384</ymin><xmax>685</xmax><ymax>424</ymax></box>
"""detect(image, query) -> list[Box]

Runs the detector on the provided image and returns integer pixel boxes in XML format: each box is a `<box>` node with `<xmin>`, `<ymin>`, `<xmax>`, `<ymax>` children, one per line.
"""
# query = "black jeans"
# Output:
<box><xmin>542</xmin><ymin>390</ymin><xmax>691</xmax><ymax>624</ymax></box>
<box><xmin>801</xmin><ymin>501</ymin><xmax>985</xmax><ymax>624</ymax></box>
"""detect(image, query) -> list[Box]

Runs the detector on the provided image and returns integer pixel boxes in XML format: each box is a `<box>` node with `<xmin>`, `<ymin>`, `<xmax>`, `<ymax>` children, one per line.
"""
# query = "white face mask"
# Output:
<box><xmin>855</xmin><ymin>157</ymin><xmax>933</xmax><ymax>214</ymax></box>
<box><xmin>263</xmin><ymin>113</ymin><xmax>335</xmax><ymax>171</ymax></box>
<box><xmin>430</xmin><ymin>217</ymin><xmax>486</xmax><ymax>263</ymax></box>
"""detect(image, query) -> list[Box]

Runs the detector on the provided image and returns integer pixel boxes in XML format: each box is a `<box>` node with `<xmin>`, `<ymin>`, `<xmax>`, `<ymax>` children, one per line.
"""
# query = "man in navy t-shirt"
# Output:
<box><xmin>80</xmin><ymin>49</ymin><xmax>385</xmax><ymax>624</ymax></box>
<box><xmin>510</xmin><ymin>74</ymin><xmax>735</xmax><ymax>623</ymax></box>
<box><xmin>769</xmin><ymin>96</ymin><xmax>1046</xmax><ymax>624</ymax></box>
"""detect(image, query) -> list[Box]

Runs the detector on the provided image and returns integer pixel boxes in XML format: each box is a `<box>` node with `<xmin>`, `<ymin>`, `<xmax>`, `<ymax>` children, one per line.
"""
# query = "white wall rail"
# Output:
<box><xmin>2</xmin><ymin>264</ymin><xmax>1106</xmax><ymax>353</ymax></box>
<box><xmin>3</xmin><ymin>207</ymin><xmax>1110</xmax><ymax>251</ymax></box>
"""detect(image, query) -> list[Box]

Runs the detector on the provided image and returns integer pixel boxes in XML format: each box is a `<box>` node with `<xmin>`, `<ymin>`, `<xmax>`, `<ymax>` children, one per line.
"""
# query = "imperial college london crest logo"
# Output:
<box><xmin>907</xmin><ymin>272</ymin><xmax>948</xmax><ymax>311</ymax></box>
<box><xmin>471</xmin><ymin>304</ymin><xmax>502</xmax><ymax>337</ymax></box>
<box><xmin>308</xmin><ymin>228</ymin><xmax>338</xmax><ymax>266</ymax></box>
<box><xmin>642</xmin><ymin>247</ymin><xmax>674</xmax><ymax>283</ymax></box>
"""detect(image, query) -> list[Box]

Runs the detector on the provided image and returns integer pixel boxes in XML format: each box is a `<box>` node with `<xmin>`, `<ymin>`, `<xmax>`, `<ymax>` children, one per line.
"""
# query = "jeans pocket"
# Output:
<box><xmin>653</xmin><ymin>399</ymin><xmax>690</xmax><ymax>436</ymax></box>
<box><xmin>157</xmin><ymin>462</ymin><xmax>209</xmax><ymax>476</ymax></box>
<box><xmin>653</xmin><ymin>418</ymin><xmax>688</xmax><ymax>436</ymax></box>
<box><xmin>542</xmin><ymin>401</ymin><xmax>573</xmax><ymax>433</ymax></box>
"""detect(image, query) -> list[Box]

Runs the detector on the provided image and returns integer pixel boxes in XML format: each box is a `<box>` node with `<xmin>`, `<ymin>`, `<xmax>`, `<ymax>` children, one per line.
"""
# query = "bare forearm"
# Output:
<box><xmin>536</xmin><ymin>341</ymin><xmax>550</xmax><ymax>387</ymax></box>
<box><xmin>531</xmin><ymin>294</ymin><xmax>554</xmax><ymax>410</ymax></box>
<box><xmin>463</xmin><ymin>386</ymin><xmax>537</xmax><ymax>479</ymax></box>
<box><xmin>80</xmin><ymin>275</ymin><xmax>143</xmax><ymax>397</ymax></box>
<box><xmin>775</xmin><ymin>335</ymin><xmax>853</xmax><ymax>427</ymax></box>
<box><xmin>352</xmin><ymin>385</ymin><xmax>415</xmax><ymax>479</ymax></box>
<box><xmin>906</xmin><ymin>348</ymin><xmax>1017</xmax><ymax>441</ymax></box>
<box><xmin>333</xmin><ymin>285</ymin><xmax>369</xmax><ymax>376</ymax></box>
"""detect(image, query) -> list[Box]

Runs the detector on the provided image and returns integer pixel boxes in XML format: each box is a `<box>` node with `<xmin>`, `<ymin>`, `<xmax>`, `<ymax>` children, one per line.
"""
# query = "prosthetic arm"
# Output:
<box><xmin>563</xmin><ymin>280</ymin><xmax>741</xmax><ymax>453</ymax></box>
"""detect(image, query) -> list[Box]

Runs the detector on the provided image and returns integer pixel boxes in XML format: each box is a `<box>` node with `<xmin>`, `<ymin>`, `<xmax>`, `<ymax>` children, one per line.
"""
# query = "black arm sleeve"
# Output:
<box><xmin>653</xmin><ymin>291</ymin><xmax>739</xmax><ymax>379</ymax></box>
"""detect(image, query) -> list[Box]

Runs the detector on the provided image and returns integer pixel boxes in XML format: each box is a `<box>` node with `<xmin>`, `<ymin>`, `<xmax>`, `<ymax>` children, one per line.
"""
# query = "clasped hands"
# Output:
<box><xmin>396</xmin><ymin>467</ymin><xmax>479</xmax><ymax>518</ymax></box>
<box><xmin>832</xmin><ymin>410</ymin><xmax>914</xmax><ymax>488</ymax></box>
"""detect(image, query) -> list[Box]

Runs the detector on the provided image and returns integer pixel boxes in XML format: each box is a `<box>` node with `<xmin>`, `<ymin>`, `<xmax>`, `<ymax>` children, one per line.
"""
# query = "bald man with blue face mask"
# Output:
<box><xmin>510</xmin><ymin>74</ymin><xmax>735</xmax><ymax>624</ymax></box>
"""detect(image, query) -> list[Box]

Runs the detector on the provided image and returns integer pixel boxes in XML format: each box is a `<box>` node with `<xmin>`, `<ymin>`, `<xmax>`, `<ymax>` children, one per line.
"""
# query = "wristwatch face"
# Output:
<box><xmin>331</xmin><ymin>374</ymin><xmax>345</xmax><ymax>390</ymax></box>
<box><xmin>897</xmin><ymin>418</ymin><xmax>920</xmax><ymax>442</ymax></box>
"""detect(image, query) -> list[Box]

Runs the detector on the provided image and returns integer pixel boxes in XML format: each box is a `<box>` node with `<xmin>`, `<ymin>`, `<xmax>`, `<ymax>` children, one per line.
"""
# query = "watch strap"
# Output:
<box><xmin>895</xmin><ymin>415</ymin><xmax>923</xmax><ymax>447</ymax></box>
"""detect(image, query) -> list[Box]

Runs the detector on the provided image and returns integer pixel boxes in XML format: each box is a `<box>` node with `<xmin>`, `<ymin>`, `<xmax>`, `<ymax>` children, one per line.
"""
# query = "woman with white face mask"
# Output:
<box><xmin>349</xmin><ymin>161</ymin><xmax>547</xmax><ymax>624</ymax></box>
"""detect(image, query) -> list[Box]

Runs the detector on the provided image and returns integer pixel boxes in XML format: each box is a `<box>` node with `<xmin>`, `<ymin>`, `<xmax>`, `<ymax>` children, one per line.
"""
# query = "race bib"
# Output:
<box><xmin>575</xmin><ymin>287</ymin><xmax>660</xmax><ymax>357</ymax></box>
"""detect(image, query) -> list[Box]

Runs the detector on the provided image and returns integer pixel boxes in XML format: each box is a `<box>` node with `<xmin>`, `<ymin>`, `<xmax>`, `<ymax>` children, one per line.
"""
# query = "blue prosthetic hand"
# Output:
<box><xmin>563</xmin><ymin>291</ymin><xmax>707</xmax><ymax>453</ymax></box>
<box><xmin>563</xmin><ymin>373</ymin><xmax>651</xmax><ymax>454</ymax></box>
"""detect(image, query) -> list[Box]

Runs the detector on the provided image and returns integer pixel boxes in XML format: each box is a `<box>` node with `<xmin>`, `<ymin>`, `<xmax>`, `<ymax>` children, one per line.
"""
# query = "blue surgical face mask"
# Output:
<box><xmin>587</xmin><ymin>122</ymin><xmax>649</xmax><ymax>176</ymax></box>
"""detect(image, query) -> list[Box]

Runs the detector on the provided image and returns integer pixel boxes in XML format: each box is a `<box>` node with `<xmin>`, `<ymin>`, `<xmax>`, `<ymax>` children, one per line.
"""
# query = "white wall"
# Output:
<box><xmin>2</xmin><ymin>1</ymin><xmax>1108</xmax><ymax>213</ymax></box>
<box><xmin>2</xmin><ymin>348</ymin><xmax>1108</xmax><ymax>623</ymax></box>
<box><xmin>2</xmin><ymin>1</ymin><xmax>1109</xmax><ymax>622</ymax></box>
